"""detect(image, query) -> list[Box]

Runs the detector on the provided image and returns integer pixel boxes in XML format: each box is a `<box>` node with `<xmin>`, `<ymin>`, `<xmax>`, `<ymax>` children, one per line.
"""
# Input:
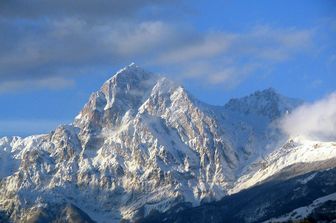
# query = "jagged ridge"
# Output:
<box><xmin>0</xmin><ymin>64</ymin><xmax>334</xmax><ymax>223</ymax></box>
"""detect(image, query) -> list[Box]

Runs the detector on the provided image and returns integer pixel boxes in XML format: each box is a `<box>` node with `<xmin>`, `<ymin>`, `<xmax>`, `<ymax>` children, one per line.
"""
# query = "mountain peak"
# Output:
<box><xmin>224</xmin><ymin>88</ymin><xmax>301</xmax><ymax>119</ymax></box>
<box><xmin>74</xmin><ymin>64</ymin><xmax>161</xmax><ymax>127</ymax></box>
<box><xmin>116</xmin><ymin>62</ymin><xmax>139</xmax><ymax>73</ymax></box>
<box><xmin>2</xmin><ymin>64</ymin><xmax>333</xmax><ymax>223</ymax></box>
<box><xmin>105</xmin><ymin>62</ymin><xmax>151</xmax><ymax>83</ymax></box>
<box><xmin>257</xmin><ymin>87</ymin><xmax>277</xmax><ymax>95</ymax></box>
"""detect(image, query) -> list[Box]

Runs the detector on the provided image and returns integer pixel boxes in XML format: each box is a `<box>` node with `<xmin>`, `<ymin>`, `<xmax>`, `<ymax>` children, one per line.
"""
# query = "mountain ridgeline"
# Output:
<box><xmin>0</xmin><ymin>64</ymin><xmax>335</xmax><ymax>223</ymax></box>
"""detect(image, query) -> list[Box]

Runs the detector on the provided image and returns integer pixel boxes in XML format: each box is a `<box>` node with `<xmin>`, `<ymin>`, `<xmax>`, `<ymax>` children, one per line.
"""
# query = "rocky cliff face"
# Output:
<box><xmin>0</xmin><ymin>64</ymin><xmax>334</xmax><ymax>223</ymax></box>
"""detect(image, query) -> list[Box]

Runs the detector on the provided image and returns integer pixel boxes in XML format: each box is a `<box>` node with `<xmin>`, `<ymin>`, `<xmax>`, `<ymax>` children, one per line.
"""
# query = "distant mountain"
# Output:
<box><xmin>0</xmin><ymin>64</ymin><xmax>335</xmax><ymax>223</ymax></box>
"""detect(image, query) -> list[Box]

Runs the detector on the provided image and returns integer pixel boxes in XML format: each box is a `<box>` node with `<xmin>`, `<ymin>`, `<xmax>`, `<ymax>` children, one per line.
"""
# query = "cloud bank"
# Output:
<box><xmin>0</xmin><ymin>0</ymin><xmax>318</xmax><ymax>93</ymax></box>
<box><xmin>280</xmin><ymin>92</ymin><xmax>336</xmax><ymax>141</ymax></box>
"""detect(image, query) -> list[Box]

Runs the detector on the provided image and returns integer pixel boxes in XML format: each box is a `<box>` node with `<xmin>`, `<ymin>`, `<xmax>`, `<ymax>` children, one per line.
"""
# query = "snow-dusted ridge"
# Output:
<box><xmin>264</xmin><ymin>192</ymin><xmax>336</xmax><ymax>223</ymax></box>
<box><xmin>0</xmin><ymin>64</ymin><xmax>335</xmax><ymax>223</ymax></box>
<box><xmin>230</xmin><ymin>137</ymin><xmax>336</xmax><ymax>194</ymax></box>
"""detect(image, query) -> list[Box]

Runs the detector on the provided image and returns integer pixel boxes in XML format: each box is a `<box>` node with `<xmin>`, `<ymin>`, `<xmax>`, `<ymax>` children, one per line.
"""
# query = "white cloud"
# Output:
<box><xmin>280</xmin><ymin>92</ymin><xmax>336</xmax><ymax>141</ymax></box>
<box><xmin>152</xmin><ymin>26</ymin><xmax>314</xmax><ymax>88</ymax></box>
<box><xmin>0</xmin><ymin>77</ymin><xmax>74</xmax><ymax>94</ymax></box>
<box><xmin>156</xmin><ymin>32</ymin><xmax>234</xmax><ymax>64</ymax></box>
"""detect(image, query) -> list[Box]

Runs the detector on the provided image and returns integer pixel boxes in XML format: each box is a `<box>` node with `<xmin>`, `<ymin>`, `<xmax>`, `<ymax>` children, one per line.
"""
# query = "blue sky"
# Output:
<box><xmin>0</xmin><ymin>0</ymin><xmax>335</xmax><ymax>136</ymax></box>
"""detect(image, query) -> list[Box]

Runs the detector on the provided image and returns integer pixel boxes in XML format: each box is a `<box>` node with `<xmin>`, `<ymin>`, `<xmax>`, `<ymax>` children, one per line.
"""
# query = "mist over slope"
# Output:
<box><xmin>280</xmin><ymin>92</ymin><xmax>336</xmax><ymax>141</ymax></box>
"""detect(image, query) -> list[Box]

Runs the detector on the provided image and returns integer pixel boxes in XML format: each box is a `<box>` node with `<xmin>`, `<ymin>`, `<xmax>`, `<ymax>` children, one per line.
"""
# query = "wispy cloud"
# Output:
<box><xmin>280</xmin><ymin>92</ymin><xmax>336</xmax><ymax>141</ymax></box>
<box><xmin>0</xmin><ymin>119</ymin><xmax>70</xmax><ymax>136</ymax></box>
<box><xmin>153</xmin><ymin>25</ymin><xmax>314</xmax><ymax>88</ymax></box>
<box><xmin>0</xmin><ymin>0</ymin><xmax>174</xmax><ymax>19</ymax></box>
<box><xmin>0</xmin><ymin>0</ymin><xmax>319</xmax><ymax>92</ymax></box>
<box><xmin>0</xmin><ymin>77</ymin><xmax>74</xmax><ymax>94</ymax></box>
<box><xmin>0</xmin><ymin>0</ymin><xmax>183</xmax><ymax>92</ymax></box>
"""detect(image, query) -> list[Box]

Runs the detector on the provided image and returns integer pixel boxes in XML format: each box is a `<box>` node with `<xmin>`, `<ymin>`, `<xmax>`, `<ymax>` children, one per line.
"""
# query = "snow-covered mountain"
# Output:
<box><xmin>0</xmin><ymin>64</ymin><xmax>335</xmax><ymax>223</ymax></box>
